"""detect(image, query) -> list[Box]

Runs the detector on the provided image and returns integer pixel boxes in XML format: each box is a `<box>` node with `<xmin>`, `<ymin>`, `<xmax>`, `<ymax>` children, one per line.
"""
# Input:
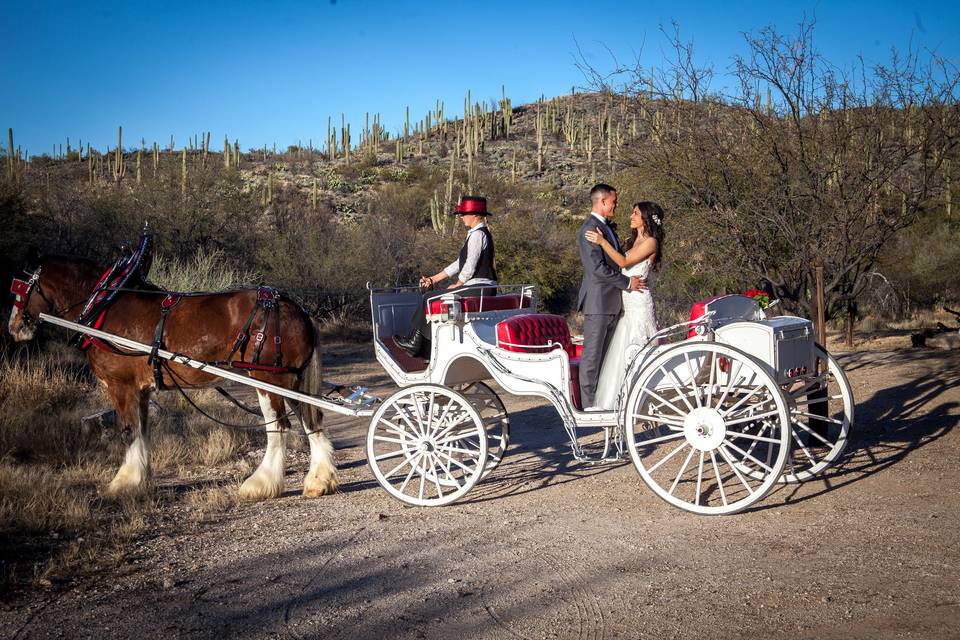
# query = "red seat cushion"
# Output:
<box><xmin>426</xmin><ymin>293</ymin><xmax>530</xmax><ymax>315</ymax></box>
<box><xmin>496</xmin><ymin>314</ymin><xmax>581</xmax><ymax>409</ymax></box>
<box><xmin>688</xmin><ymin>296</ymin><xmax>721</xmax><ymax>338</ymax></box>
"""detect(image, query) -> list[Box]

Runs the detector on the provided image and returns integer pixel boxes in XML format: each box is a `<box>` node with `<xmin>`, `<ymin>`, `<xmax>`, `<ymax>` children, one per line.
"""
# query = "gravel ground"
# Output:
<box><xmin>3</xmin><ymin>345</ymin><xmax>959</xmax><ymax>640</ymax></box>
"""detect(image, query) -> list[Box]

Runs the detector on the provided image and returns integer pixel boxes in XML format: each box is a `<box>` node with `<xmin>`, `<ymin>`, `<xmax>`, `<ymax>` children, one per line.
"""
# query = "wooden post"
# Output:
<box><xmin>815</xmin><ymin>265</ymin><xmax>826</xmax><ymax>347</ymax></box>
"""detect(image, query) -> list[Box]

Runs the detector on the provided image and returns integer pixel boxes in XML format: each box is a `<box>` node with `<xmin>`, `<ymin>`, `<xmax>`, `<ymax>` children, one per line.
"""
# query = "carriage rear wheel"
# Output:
<box><xmin>623</xmin><ymin>342</ymin><xmax>791</xmax><ymax>515</ymax></box>
<box><xmin>367</xmin><ymin>384</ymin><xmax>487</xmax><ymax>507</ymax></box>
<box><xmin>453</xmin><ymin>381</ymin><xmax>510</xmax><ymax>478</ymax></box>
<box><xmin>777</xmin><ymin>344</ymin><xmax>854</xmax><ymax>482</ymax></box>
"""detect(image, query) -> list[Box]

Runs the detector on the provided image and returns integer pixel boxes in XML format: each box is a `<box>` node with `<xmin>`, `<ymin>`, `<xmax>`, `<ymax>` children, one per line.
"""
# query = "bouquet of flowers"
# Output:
<box><xmin>743</xmin><ymin>288</ymin><xmax>771</xmax><ymax>309</ymax></box>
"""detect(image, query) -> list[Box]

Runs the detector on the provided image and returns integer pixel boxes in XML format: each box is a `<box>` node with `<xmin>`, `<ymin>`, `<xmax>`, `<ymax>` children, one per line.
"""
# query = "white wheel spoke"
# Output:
<box><xmin>427</xmin><ymin>454</ymin><xmax>445</xmax><ymax>498</ymax></box>
<box><xmin>417</xmin><ymin>459</ymin><xmax>426</xmax><ymax>501</ymax></box>
<box><xmin>724</xmin><ymin>409</ymin><xmax>782</xmax><ymax>426</ymax></box>
<box><xmin>646</xmin><ymin>440</ymin><xmax>689</xmax><ymax>474</ymax></box>
<box><xmin>706</xmin><ymin>353</ymin><xmax>717</xmax><ymax>407</ymax></box>
<box><xmin>634</xmin><ymin>431</ymin><xmax>685</xmax><ymax>446</ymax></box>
<box><xmin>438</xmin><ymin>445</ymin><xmax>482</xmax><ymax>457</ymax></box>
<box><xmin>723</xmin><ymin>439</ymin><xmax>775</xmax><ymax>474</ymax></box>
<box><xmin>791</xmin><ymin>430</ymin><xmax>817</xmax><ymax>464</ymax></box>
<box><xmin>669</xmin><ymin>447</ymin><xmax>697</xmax><ymax>496</ymax></box>
<box><xmin>794</xmin><ymin>411</ymin><xmax>843</xmax><ymax>425</ymax></box>
<box><xmin>383</xmin><ymin>450</ymin><xmax>419</xmax><ymax>479</ymax></box>
<box><xmin>714</xmin><ymin>359</ymin><xmax>744</xmax><ymax>409</ymax></box>
<box><xmin>373</xmin><ymin>448</ymin><xmax>412</xmax><ymax>463</ymax></box>
<box><xmin>720</xmin><ymin>383</ymin><xmax>766</xmax><ymax>417</ymax></box>
<box><xmin>373</xmin><ymin>434</ymin><xmax>411</xmax><ymax>445</ymax></box>
<box><xmin>435</xmin><ymin>429</ymin><xmax>486</xmax><ymax>447</ymax></box>
<box><xmin>683</xmin><ymin>353</ymin><xmax>703</xmax><ymax>408</ymax></box>
<box><xmin>397</xmin><ymin>453</ymin><xmax>424</xmax><ymax>492</ymax></box>
<box><xmin>792</xmin><ymin>418</ymin><xmax>834</xmax><ymax>446</ymax></box>
<box><xmin>641</xmin><ymin>387</ymin><xmax>689</xmax><ymax>421</ymax></box>
<box><xmin>710</xmin><ymin>451</ymin><xmax>727</xmax><ymax>507</ymax></box>
<box><xmin>434</xmin><ymin>448</ymin><xmax>478</xmax><ymax>475</ymax></box>
<box><xmin>719</xmin><ymin>445</ymin><xmax>755</xmax><ymax>495</ymax></box>
<box><xmin>662</xmin><ymin>367</ymin><xmax>696</xmax><ymax>413</ymax></box>
<box><xmin>695</xmin><ymin>450</ymin><xmax>705</xmax><ymax>506</ymax></box>
<box><xmin>378</xmin><ymin>418</ymin><xmax>416</xmax><ymax>440</ymax></box>
<box><xmin>394</xmin><ymin>403</ymin><xmax>424</xmax><ymax>438</ymax></box>
<box><xmin>726</xmin><ymin>429</ymin><xmax>782</xmax><ymax>444</ymax></box>
<box><xmin>632</xmin><ymin>413</ymin><xmax>686</xmax><ymax>428</ymax></box>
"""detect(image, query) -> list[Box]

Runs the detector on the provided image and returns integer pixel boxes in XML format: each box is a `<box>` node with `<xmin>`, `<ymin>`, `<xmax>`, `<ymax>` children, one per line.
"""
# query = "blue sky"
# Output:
<box><xmin>2</xmin><ymin>0</ymin><xmax>958</xmax><ymax>157</ymax></box>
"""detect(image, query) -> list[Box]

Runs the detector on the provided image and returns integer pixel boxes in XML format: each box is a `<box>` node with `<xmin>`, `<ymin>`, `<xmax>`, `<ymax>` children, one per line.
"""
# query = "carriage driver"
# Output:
<box><xmin>394</xmin><ymin>195</ymin><xmax>498</xmax><ymax>360</ymax></box>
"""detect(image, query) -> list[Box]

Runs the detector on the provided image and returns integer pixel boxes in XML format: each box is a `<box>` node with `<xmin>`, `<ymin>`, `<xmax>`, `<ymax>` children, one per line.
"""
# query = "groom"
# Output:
<box><xmin>577</xmin><ymin>183</ymin><xmax>644</xmax><ymax>410</ymax></box>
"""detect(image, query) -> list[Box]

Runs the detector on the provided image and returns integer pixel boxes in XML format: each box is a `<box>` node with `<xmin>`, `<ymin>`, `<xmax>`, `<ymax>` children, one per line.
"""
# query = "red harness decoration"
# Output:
<box><xmin>10</xmin><ymin>277</ymin><xmax>32</xmax><ymax>310</ymax></box>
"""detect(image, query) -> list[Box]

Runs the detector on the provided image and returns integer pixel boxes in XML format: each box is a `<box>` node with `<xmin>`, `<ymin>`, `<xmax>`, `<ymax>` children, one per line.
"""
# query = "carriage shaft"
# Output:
<box><xmin>38</xmin><ymin>313</ymin><xmax>374</xmax><ymax>417</ymax></box>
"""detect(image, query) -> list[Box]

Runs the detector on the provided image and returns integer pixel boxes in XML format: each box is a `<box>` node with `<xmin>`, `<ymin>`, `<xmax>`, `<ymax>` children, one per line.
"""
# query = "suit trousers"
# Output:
<box><xmin>579</xmin><ymin>313</ymin><xmax>620</xmax><ymax>408</ymax></box>
<box><xmin>407</xmin><ymin>285</ymin><xmax>499</xmax><ymax>339</ymax></box>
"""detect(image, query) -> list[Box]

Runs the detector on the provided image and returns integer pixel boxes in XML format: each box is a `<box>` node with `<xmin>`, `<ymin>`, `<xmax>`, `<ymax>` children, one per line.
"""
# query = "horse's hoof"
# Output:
<box><xmin>106</xmin><ymin>468</ymin><xmax>149</xmax><ymax>497</ymax></box>
<box><xmin>302</xmin><ymin>470</ymin><xmax>339</xmax><ymax>497</ymax></box>
<box><xmin>239</xmin><ymin>473</ymin><xmax>283</xmax><ymax>501</ymax></box>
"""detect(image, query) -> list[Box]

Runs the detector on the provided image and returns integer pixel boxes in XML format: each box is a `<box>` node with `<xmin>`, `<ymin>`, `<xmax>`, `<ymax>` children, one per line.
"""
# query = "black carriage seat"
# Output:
<box><xmin>495</xmin><ymin>313</ymin><xmax>583</xmax><ymax>410</ymax></box>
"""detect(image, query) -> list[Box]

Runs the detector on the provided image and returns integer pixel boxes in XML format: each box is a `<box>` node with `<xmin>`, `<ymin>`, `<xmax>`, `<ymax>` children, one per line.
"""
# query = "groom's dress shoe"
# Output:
<box><xmin>394</xmin><ymin>330</ymin><xmax>425</xmax><ymax>358</ymax></box>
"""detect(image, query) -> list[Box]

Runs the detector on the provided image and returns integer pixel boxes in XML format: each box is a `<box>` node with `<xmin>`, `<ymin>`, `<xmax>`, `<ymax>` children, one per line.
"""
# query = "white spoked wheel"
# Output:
<box><xmin>453</xmin><ymin>381</ymin><xmax>510</xmax><ymax>478</ymax></box>
<box><xmin>624</xmin><ymin>342</ymin><xmax>791</xmax><ymax>515</ymax></box>
<box><xmin>777</xmin><ymin>344</ymin><xmax>854</xmax><ymax>482</ymax></box>
<box><xmin>367</xmin><ymin>384</ymin><xmax>487</xmax><ymax>507</ymax></box>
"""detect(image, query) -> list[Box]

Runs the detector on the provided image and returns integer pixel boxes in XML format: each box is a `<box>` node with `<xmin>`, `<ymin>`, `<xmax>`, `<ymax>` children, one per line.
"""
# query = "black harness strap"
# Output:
<box><xmin>150</xmin><ymin>293</ymin><xmax>182</xmax><ymax>390</ymax></box>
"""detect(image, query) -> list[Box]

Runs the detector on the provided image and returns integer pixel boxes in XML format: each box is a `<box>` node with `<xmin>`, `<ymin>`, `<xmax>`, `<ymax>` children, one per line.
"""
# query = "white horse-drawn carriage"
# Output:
<box><xmin>38</xmin><ymin>281</ymin><xmax>853</xmax><ymax>516</ymax></box>
<box><xmin>366</xmin><ymin>284</ymin><xmax>854</xmax><ymax>515</ymax></box>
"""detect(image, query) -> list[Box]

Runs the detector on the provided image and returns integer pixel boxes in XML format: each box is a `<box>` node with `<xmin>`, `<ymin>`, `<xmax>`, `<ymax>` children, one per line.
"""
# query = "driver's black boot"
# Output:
<box><xmin>394</xmin><ymin>330</ymin><xmax>424</xmax><ymax>357</ymax></box>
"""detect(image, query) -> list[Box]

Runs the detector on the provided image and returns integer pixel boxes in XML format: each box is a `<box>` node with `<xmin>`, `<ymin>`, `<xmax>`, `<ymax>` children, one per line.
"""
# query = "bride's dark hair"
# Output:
<box><xmin>623</xmin><ymin>201</ymin><xmax>665</xmax><ymax>271</ymax></box>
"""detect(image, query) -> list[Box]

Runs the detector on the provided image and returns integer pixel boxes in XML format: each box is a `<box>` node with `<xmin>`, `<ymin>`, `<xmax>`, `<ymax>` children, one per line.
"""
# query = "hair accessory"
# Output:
<box><xmin>651</xmin><ymin>214</ymin><xmax>662</xmax><ymax>226</ymax></box>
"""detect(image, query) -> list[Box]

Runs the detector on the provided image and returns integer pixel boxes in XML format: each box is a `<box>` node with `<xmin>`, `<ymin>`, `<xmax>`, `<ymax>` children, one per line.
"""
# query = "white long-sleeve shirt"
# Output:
<box><xmin>443</xmin><ymin>223</ymin><xmax>497</xmax><ymax>286</ymax></box>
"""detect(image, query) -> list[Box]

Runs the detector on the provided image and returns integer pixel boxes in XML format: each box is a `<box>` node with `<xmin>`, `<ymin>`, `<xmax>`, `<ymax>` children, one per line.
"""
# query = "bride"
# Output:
<box><xmin>583</xmin><ymin>201</ymin><xmax>665</xmax><ymax>410</ymax></box>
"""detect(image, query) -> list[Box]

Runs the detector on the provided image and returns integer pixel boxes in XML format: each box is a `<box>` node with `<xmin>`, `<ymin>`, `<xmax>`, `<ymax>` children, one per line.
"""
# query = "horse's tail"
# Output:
<box><xmin>299</xmin><ymin>316</ymin><xmax>325</xmax><ymax>432</ymax></box>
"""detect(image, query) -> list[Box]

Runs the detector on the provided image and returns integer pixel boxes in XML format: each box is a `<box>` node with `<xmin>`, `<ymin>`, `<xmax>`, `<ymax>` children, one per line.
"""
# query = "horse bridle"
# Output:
<box><xmin>10</xmin><ymin>266</ymin><xmax>80</xmax><ymax>330</ymax></box>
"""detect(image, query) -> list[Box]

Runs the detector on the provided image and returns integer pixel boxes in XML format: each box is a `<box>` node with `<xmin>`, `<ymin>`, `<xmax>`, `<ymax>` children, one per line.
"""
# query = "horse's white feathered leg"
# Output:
<box><xmin>239</xmin><ymin>391</ymin><xmax>287</xmax><ymax>501</ymax></box>
<box><xmin>106</xmin><ymin>388</ymin><xmax>151</xmax><ymax>495</ymax></box>
<box><xmin>303</xmin><ymin>429</ymin><xmax>338</xmax><ymax>497</ymax></box>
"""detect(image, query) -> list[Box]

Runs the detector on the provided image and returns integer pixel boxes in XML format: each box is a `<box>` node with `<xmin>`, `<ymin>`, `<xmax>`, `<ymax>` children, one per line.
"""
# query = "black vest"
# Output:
<box><xmin>458</xmin><ymin>226</ymin><xmax>497</xmax><ymax>282</ymax></box>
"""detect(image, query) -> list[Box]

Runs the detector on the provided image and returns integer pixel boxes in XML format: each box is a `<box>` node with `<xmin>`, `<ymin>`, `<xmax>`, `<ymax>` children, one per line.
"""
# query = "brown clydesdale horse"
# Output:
<box><xmin>8</xmin><ymin>253</ymin><xmax>337</xmax><ymax>500</ymax></box>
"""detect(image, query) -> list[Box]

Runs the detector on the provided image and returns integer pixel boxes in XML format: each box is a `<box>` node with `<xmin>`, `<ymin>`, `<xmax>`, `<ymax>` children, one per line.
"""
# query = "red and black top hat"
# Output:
<box><xmin>453</xmin><ymin>196</ymin><xmax>493</xmax><ymax>216</ymax></box>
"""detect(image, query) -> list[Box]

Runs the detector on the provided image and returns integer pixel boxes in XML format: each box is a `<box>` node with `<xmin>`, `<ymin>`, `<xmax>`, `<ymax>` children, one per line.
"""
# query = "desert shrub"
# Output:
<box><xmin>151</xmin><ymin>247</ymin><xmax>262</xmax><ymax>291</ymax></box>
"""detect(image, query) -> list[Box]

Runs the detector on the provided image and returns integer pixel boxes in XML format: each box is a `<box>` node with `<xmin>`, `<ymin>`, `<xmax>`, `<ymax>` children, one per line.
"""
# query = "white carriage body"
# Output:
<box><xmin>715</xmin><ymin>317</ymin><xmax>816</xmax><ymax>384</ymax></box>
<box><xmin>368</xmin><ymin>287</ymin><xmax>819</xmax><ymax>427</ymax></box>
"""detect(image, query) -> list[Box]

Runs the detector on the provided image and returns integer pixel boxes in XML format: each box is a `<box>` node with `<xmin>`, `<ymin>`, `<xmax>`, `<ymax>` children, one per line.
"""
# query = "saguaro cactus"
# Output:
<box><xmin>181</xmin><ymin>148</ymin><xmax>187</xmax><ymax>197</ymax></box>
<box><xmin>6</xmin><ymin>128</ymin><xmax>14</xmax><ymax>184</ymax></box>
<box><xmin>113</xmin><ymin>126</ymin><xmax>125</xmax><ymax>184</ymax></box>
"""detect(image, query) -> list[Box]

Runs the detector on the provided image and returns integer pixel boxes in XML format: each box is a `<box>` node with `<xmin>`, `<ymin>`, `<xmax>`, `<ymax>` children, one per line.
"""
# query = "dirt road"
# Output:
<box><xmin>4</xmin><ymin>346</ymin><xmax>959</xmax><ymax>639</ymax></box>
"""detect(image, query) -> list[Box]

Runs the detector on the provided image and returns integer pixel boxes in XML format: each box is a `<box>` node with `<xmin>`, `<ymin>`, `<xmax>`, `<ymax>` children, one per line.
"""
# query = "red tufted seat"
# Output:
<box><xmin>495</xmin><ymin>314</ymin><xmax>582</xmax><ymax>409</ymax></box>
<box><xmin>426</xmin><ymin>293</ymin><xmax>531</xmax><ymax>316</ymax></box>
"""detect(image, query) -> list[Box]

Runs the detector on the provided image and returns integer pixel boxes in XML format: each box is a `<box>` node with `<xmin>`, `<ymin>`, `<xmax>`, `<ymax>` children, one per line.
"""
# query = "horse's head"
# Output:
<box><xmin>8</xmin><ymin>251</ymin><xmax>102</xmax><ymax>342</ymax></box>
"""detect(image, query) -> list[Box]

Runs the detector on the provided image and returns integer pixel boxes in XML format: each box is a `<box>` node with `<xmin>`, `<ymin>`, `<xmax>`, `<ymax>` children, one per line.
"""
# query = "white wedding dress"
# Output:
<box><xmin>593</xmin><ymin>259</ymin><xmax>658</xmax><ymax>410</ymax></box>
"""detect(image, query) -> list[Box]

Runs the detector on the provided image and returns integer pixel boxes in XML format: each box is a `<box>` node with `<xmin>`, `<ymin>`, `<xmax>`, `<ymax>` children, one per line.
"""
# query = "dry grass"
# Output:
<box><xmin>151</xmin><ymin>247</ymin><xmax>261</xmax><ymax>292</ymax></box>
<box><xmin>0</xmin><ymin>346</ymin><xmax>263</xmax><ymax>592</ymax></box>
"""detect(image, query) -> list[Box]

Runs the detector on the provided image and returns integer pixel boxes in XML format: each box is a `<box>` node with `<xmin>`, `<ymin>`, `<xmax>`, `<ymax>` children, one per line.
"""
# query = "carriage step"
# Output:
<box><xmin>323</xmin><ymin>383</ymin><xmax>380</xmax><ymax>409</ymax></box>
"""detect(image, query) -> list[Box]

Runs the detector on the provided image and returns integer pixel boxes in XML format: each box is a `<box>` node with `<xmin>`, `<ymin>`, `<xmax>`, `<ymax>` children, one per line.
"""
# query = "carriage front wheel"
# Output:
<box><xmin>623</xmin><ymin>342</ymin><xmax>791</xmax><ymax>515</ymax></box>
<box><xmin>367</xmin><ymin>384</ymin><xmax>487</xmax><ymax>507</ymax></box>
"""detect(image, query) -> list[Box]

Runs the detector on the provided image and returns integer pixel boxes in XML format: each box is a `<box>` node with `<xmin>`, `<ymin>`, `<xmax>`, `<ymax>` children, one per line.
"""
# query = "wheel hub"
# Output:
<box><xmin>683</xmin><ymin>407</ymin><xmax>726</xmax><ymax>451</ymax></box>
<box><xmin>418</xmin><ymin>439</ymin><xmax>436</xmax><ymax>453</ymax></box>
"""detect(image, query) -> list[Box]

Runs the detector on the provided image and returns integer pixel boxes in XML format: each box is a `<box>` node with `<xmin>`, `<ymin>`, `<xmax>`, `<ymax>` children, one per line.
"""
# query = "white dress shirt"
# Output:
<box><xmin>443</xmin><ymin>223</ymin><xmax>497</xmax><ymax>286</ymax></box>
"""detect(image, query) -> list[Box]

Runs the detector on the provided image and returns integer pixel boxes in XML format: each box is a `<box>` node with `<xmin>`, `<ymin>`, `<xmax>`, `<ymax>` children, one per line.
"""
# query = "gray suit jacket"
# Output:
<box><xmin>577</xmin><ymin>215</ymin><xmax>630</xmax><ymax>314</ymax></box>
